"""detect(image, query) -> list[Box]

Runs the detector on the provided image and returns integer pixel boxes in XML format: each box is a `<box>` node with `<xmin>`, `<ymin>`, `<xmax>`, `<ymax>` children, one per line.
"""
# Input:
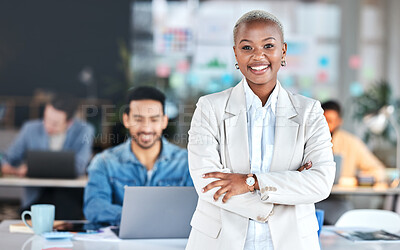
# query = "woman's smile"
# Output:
<box><xmin>248</xmin><ymin>63</ymin><xmax>270</xmax><ymax>74</ymax></box>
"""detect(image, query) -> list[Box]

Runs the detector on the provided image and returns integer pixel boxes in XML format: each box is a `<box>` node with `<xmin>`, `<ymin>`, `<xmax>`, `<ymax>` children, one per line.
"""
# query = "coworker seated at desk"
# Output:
<box><xmin>1</xmin><ymin>93</ymin><xmax>94</xmax><ymax>219</ymax></box>
<box><xmin>322</xmin><ymin>100</ymin><xmax>386</xmax><ymax>185</ymax></box>
<box><xmin>83</xmin><ymin>86</ymin><xmax>193</xmax><ymax>225</ymax></box>
<box><xmin>316</xmin><ymin>100</ymin><xmax>387</xmax><ymax>224</ymax></box>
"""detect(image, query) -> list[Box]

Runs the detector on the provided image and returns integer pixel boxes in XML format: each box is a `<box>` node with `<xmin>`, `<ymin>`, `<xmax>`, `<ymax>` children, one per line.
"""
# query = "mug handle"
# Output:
<box><xmin>21</xmin><ymin>211</ymin><xmax>33</xmax><ymax>230</ymax></box>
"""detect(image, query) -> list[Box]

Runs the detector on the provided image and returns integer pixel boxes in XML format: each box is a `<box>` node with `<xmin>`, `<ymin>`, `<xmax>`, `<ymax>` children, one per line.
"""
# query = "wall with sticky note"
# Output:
<box><xmin>128</xmin><ymin>0</ymin><xmax>400</xmax><ymax>143</ymax></box>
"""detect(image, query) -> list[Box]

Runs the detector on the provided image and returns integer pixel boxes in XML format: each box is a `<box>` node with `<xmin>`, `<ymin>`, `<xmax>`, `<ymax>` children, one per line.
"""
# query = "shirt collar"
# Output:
<box><xmin>243</xmin><ymin>78</ymin><xmax>279</xmax><ymax>114</ymax></box>
<box><xmin>120</xmin><ymin>137</ymin><xmax>172</xmax><ymax>164</ymax></box>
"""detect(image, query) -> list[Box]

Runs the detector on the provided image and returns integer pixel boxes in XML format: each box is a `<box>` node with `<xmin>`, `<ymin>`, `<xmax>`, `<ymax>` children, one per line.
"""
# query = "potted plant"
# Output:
<box><xmin>353</xmin><ymin>80</ymin><xmax>400</xmax><ymax>168</ymax></box>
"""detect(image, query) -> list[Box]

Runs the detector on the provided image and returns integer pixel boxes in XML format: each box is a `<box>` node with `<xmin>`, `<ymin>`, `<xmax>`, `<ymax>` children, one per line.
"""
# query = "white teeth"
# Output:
<box><xmin>141</xmin><ymin>135</ymin><xmax>151</xmax><ymax>140</ymax></box>
<box><xmin>251</xmin><ymin>65</ymin><xmax>268</xmax><ymax>71</ymax></box>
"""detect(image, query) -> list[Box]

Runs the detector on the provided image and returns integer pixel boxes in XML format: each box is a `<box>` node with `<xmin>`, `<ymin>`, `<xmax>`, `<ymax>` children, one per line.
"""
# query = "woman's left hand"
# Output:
<box><xmin>202</xmin><ymin>172</ymin><xmax>249</xmax><ymax>203</ymax></box>
<box><xmin>202</xmin><ymin>161</ymin><xmax>313</xmax><ymax>203</ymax></box>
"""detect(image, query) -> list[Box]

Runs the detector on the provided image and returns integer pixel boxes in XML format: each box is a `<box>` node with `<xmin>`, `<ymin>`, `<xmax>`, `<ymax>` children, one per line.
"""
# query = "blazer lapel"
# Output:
<box><xmin>224</xmin><ymin>80</ymin><xmax>251</xmax><ymax>174</ymax></box>
<box><xmin>270</xmin><ymin>83</ymin><xmax>299</xmax><ymax>172</ymax></box>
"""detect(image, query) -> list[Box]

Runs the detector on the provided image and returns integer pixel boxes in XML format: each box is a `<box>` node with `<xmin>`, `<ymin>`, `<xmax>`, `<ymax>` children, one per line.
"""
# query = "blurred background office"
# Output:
<box><xmin>1</xmin><ymin>0</ymin><xmax>400</xmax><ymax>221</ymax></box>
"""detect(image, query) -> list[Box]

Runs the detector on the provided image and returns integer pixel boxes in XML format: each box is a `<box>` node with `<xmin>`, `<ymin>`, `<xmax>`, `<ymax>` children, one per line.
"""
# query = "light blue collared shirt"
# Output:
<box><xmin>3</xmin><ymin>119</ymin><xmax>94</xmax><ymax>208</ymax></box>
<box><xmin>243</xmin><ymin>79</ymin><xmax>279</xmax><ymax>250</ymax></box>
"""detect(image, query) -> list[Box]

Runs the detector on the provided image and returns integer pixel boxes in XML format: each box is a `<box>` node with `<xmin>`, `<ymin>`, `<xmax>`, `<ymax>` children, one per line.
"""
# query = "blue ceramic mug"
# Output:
<box><xmin>21</xmin><ymin>204</ymin><xmax>55</xmax><ymax>234</ymax></box>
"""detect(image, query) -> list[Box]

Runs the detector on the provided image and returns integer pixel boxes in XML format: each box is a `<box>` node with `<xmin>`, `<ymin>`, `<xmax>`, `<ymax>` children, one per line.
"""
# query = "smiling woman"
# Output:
<box><xmin>186</xmin><ymin>10</ymin><xmax>335</xmax><ymax>250</ymax></box>
<box><xmin>233</xmin><ymin>18</ymin><xmax>287</xmax><ymax>105</ymax></box>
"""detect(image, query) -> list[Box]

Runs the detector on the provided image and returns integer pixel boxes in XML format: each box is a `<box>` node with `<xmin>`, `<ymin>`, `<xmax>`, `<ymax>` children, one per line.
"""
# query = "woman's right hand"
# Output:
<box><xmin>297</xmin><ymin>161</ymin><xmax>312</xmax><ymax>172</ymax></box>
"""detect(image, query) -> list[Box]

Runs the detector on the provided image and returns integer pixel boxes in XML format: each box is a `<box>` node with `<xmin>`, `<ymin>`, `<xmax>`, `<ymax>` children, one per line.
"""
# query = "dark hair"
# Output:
<box><xmin>321</xmin><ymin>100</ymin><xmax>341</xmax><ymax>117</ymax></box>
<box><xmin>124</xmin><ymin>86</ymin><xmax>166</xmax><ymax>115</ymax></box>
<box><xmin>49</xmin><ymin>93</ymin><xmax>79</xmax><ymax>120</ymax></box>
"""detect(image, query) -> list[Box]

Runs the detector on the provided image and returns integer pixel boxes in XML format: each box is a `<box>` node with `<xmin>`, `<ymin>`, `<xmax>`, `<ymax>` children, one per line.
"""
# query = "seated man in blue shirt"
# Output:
<box><xmin>1</xmin><ymin>93</ymin><xmax>94</xmax><ymax>219</ymax></box>
<box><xmin>83</xmin><ymin>86</ymin><xmax>193</xmax><ymax>225</ymax></box>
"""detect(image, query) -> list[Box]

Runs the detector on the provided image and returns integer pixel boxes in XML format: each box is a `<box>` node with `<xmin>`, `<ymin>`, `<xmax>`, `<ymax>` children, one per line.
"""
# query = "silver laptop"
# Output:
<box><xmin>26</xmin><ymin>150</ymin><xmax>76</xmax><ymax>179</ymax></box>
<box><xmin>333</xmin><ymin>154</ymin><xmax>343</xmax><ymax>184</ymax></box>
<box><xmin>117</xmin><ymin>186</ymin><xmax>198</xmax><ymax>239</ymax></box>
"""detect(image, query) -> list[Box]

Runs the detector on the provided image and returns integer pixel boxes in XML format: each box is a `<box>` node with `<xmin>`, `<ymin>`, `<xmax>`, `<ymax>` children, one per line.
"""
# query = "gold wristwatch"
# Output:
<box><xmin>246</xmin><ymin>174</ymin><xmax>256</xmax><ymax>193</ymax></box>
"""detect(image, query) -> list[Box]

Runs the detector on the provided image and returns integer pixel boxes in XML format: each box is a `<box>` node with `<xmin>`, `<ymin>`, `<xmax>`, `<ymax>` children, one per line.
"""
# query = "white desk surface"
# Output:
<box><xmin>2</xmin><ymin>220</ymin><xmax>400</xmax><ymax>250</ymax></box>
<box><xmin>331</xmin><ymin>185</ymin><xmax>400</xmax><ymax>195</ymax></box>
<box><xmin>321</xmin><ymin>226</ymin><xmax>400</xmax><ymax>250</ymax></box>
<box><xmin>0</xmin><ymin>220</ymin><xmax>187</xmax><ymax>250</ymax></box>
<box><xmin>0</xmin><ymin>176</ymin><xmax>87</xmax><ymax>188</ymax></box>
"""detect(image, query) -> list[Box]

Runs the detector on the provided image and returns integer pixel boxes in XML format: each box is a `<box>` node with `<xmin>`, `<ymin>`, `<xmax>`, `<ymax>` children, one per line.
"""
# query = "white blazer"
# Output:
<box><xmin>186</xmin><ymin>80</ymin><xmax>335</xmax><ymax>250</ymax></box>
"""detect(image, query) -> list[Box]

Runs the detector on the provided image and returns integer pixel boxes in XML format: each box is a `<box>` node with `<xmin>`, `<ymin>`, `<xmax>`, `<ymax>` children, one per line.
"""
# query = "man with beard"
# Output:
<box><xmin>83</xmin><ymin>86</ymin><xmax>193</xmax><ymax>225</ymax></box>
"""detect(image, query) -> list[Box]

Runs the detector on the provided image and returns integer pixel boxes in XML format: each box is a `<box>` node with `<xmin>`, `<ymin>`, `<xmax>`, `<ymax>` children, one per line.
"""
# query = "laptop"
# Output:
<box><xmin>26</xmin><ymin>150</ymin><xmax>77</xmax><ymax>179</ymax></box>
<box><xmin>333</xmin><ymin>154</ymin><xmax>343</xmax><ymax>184</ymax></box>
<box><xmin>117</xmin><ymin>186</ymin><xmax>198</xmax><ymax>239</ymax></box>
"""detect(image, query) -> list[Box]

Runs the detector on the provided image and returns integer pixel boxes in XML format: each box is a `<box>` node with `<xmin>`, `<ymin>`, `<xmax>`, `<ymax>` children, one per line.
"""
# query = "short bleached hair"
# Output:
<box><xmin>233</xmin><ymin>10</ymin><xmax>284</xmax><ymax>44</ymax></box>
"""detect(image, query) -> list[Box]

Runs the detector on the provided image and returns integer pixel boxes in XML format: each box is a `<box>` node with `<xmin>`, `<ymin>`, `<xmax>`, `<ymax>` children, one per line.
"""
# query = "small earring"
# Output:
<box><xmin>235</xmin><ymin>63</ymin><xmax>239</xmax><ymax>69</ymax></box>
<box><xmin>281</xmin><ymin>60</ymin><xmax>286</xmax><ymax>67</ymax></box>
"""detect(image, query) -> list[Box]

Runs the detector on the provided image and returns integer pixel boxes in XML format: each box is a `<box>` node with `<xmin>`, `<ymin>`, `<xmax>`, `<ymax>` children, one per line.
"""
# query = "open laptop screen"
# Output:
<box><xmin>26</xmin><ymin>150</ymin><xmax>76</xmax><ymax>179</ymax></box>
<box><xmin>333</xmin><ymin>154</ymin><xmax>343</xmax><ymax>184</ymax></box>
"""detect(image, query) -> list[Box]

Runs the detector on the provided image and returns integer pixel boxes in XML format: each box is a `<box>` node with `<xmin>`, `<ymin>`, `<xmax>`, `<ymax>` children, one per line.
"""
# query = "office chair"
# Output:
<box><xmin>335</xmin><ymin>209</ymin><xmax>400</xmax><ymax>233</ymax></box>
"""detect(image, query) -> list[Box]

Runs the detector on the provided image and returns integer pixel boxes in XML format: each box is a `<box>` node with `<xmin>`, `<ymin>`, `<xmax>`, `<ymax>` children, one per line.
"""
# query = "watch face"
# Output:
<box><xmin>246</xmin><ymin>177</ymin><xmax>255</xmax><ymax>186</ymax></box>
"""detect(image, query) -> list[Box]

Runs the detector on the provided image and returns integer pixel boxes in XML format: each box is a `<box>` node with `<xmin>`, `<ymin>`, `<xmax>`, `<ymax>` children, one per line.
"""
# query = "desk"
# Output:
<box><xmin>0</xmin><ymin>177</ymin><xmax>88</xmax><ymax>213</ymax></box>
<box><xmin>2</xmin><ymin>220</ymin><xmax>400</xmax><ymax>250</ymax></box>
<box><xmin>0</xmin><ymin>220</ymin><xmax>187</xmax><ymax>250</ymax></box>
<box><xmin>330</xmin><ymin>185</ymin><xmax>400</xmax><ymax>212</ymax></box>
<box><xmin>0</xmin><ymin>176</ymin><xmax>88</xmax><ymax>188</ymax></box>
<box><xmin>331</xmin><ymin>185</ymin><xmax>400</xmax><ymax>195</ymax></box>
<box><xmin>320</xmin><ymin>226</ymin><xmax>400</xmax><ymax>250</ymax></box>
